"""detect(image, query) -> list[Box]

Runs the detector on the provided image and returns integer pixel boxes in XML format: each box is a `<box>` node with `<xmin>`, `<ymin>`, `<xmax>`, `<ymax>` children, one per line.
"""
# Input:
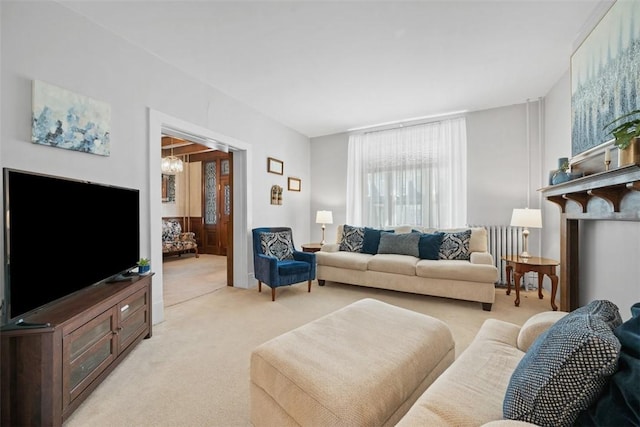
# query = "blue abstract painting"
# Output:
<box><xmin>571</xmin><ymin>0</ymin><xmax>640</xmax><ymax>156</ymax></box>
<box><xmin>32</xmin><ymin>80</ymin><xmax>111</xmax><ymax>156</ymax></box>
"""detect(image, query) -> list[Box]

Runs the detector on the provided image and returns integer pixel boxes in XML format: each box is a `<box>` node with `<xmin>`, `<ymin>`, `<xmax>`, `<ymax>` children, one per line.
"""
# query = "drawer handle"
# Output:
<box><xmin>121</xmin><ymin>304</ymin><xmax>130</xmax><ymax>312</ymax></box>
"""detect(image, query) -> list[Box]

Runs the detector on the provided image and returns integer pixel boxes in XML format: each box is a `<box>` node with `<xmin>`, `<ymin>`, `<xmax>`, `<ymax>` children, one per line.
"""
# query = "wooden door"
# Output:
<box><xmin>201</xmin><ymin>155</ymin><xmax>231</xmax><ymax>256</ymax></box>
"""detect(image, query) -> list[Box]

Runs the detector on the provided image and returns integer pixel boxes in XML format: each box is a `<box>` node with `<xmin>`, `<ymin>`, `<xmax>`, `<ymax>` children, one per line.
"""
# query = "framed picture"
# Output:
<box><xmin>32</xmin><ymin>80</ymin><xmax>111</xmax><ymax>156</ymax></box>
<box><xmin>267</xmin><ymin>157</ymin><xmax>283</xmax><ymax>175</ymax></box>
<box><xmin>288</xmin><ymin>177</ymin><xmax>301</xmax><ymax>192</ymax></box>
<box><xmin>570</xmin><ymin>1</ymin><xmax>640</xmax><ymax>156</ymax></box>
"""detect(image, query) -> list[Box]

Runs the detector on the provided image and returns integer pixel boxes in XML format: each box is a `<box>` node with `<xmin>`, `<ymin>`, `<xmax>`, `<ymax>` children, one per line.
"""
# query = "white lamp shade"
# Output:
<box><xmin>510</xmin><ymin>208</ymin><xmax>542</xmax><ymax>228</ymax></box>
<box><xmin>315</xmin><ymin>210</ymin><xmax>333</xmax><ymax>224</ymax></box>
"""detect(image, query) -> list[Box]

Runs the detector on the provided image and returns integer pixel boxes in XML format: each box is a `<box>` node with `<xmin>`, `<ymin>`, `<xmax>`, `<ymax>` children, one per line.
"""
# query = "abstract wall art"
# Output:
<box><xmin>571</xmin><ymin>1</ymin><xmax>640</xmax><ymax>157</ymax></box>
<box><xmin>32</xmin><ymin>80</ymin><xmax>111</xmax><ymax>156</ymax></box>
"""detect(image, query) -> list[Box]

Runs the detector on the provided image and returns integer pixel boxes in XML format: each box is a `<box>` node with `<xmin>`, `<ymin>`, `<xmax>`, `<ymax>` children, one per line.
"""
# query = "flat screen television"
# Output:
<box><xmin>2</xmin><ymin>168</ymin><xmax>140</xmax><ymax>325</ymax></box>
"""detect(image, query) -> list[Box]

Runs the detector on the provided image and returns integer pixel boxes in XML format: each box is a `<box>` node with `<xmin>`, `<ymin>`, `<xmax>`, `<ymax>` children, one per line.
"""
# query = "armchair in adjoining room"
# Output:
<box><xmin>162</xmin><ymin>218</ymin><xmax>199</xmax><ymax>259</ymax></box>
<box><xmin>252</xmin><ymin>227</ymin><xmax>316</xmax><ymax>301</ymax></box>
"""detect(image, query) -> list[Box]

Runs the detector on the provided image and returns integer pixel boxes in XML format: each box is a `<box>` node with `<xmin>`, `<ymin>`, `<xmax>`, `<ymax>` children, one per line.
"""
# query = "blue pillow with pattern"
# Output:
<box><xmin>260</xmin><ymin>231</ymin><xmax>295</xmax><ymax>260</ymax></box>
<box><xmin>503</xmin><ymin>300</ymin><xmax>623</xmax><ymax>427</ymax></box>
<box><xmin>339</xmin><ymin>225</ymin><xmax>365</xmax><ymax>252</ymax></box>
<box><xmin>439</xmin><ymin>229</ymin><xmax>471</xmax><ymax>260</ymax></box>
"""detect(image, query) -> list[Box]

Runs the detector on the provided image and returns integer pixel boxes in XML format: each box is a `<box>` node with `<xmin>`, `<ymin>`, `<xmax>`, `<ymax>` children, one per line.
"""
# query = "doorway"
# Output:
<box><xmin>149</xmin><ymin>109</ymin><xmax>251</xmax><ymax>324</ymax></box>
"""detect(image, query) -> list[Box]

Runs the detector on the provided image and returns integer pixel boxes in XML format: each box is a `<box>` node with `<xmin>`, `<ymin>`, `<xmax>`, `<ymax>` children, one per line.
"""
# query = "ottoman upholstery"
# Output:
<box><xmin>250</xmin><ymin>298</ymin><xmax>455</xmax><ymax>426</ymax></box>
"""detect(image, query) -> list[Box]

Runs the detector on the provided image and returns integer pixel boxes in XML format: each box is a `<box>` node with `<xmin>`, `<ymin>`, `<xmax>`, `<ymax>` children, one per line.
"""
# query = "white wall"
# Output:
<box><xmin>0</xmin><ymin>0</ymin><xmax>311</xmax><ymax>324</ymax></box>
<box><xmin>543</xmin><ymin>71</ymin><xmax>640</xmax><ymax>320</ymax></box>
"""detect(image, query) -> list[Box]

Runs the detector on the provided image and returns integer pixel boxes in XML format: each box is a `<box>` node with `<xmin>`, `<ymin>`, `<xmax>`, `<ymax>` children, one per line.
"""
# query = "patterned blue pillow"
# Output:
<box><xmin>339</xmin><ymin>225</ymin><xmax>365</xmax><ymax>252</ymax></box>
<box><xmin>438</xmin><ymin>229</ymin><xmax>471</xmax><ymax>260</ymax></box>
<box><xmin>260</xmin><ymin>231</ymin><xmax>295</xmax><ymax>260</ymax></box>
<box><xmin>503</xmin><ymin>300</ymin><xmax>623</xmax><ymax>427</ymax></box>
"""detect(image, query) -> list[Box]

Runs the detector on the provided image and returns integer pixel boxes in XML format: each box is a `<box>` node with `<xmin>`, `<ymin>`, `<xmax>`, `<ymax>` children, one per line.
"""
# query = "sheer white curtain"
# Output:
<box><xmin>346</xmin><ymin>117</ymin><xmax>467</xmax><ymax>228</ymax></box>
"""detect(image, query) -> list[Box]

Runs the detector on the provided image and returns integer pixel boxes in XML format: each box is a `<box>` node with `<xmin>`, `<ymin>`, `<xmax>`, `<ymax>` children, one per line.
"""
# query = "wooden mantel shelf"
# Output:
<box><xmin>538</xmin><ymin>163</ymin><xmax>640</xmax><ymax>312</ymax></box>
<box><xmin>540</xmin><ymin>164</ymin><xmax>640</xmax><ymax>217</ymax></box>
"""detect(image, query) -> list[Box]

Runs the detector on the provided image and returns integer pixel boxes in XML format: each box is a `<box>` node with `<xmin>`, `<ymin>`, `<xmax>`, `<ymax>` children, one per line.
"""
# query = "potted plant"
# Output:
<box><xmin>603</xmin><ymin>109</ymin><xmax>640</xmax><ymax>166</ymax></box>
<box><xmin>137</xmin><ymin>258</ymin><xmax>151</xmax><ymax>275</ymax></box>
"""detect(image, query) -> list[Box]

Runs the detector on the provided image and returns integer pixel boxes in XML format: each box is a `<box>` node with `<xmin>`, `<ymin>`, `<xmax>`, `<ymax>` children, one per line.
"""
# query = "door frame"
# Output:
<box><xmin>148</xmin><ymin>109</ymin><xmax>252</xmax><ymax>324</ymax></box>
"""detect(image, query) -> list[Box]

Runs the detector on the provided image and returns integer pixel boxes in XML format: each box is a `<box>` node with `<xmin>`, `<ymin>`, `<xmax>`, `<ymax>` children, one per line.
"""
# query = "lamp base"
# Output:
<box><xmin>519</xmin><ymin>251</ymin><xmax>532</xmax><ymax>258</ymax></box>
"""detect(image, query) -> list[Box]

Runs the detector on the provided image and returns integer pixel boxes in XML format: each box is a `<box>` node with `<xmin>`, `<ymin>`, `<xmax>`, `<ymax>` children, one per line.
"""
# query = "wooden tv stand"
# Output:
<box><xmin>1</xmin><ymin>274</ymin><xmax>153</xmax><ymax>427</ymax></box>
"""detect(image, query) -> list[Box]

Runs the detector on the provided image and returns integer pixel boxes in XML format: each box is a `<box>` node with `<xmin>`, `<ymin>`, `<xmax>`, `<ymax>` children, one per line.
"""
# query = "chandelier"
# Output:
<box><xmin>161</xmin><ymin>145</ymin><xmax>184</xmax><ymax>175</ymax></box>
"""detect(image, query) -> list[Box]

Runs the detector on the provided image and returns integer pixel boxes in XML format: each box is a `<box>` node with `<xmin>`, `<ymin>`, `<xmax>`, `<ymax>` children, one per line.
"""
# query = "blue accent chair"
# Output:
<box><xmin>252</xmin><ymin>227</ymin><xmax>316</xmax><ymax>301</ymax></box>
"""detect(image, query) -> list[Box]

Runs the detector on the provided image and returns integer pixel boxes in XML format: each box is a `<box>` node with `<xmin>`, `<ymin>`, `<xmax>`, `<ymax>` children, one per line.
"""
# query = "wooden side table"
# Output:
<box><xmin>302</xmin><ymin>243</ymin><xmax>322</xmax><ymax>253</ymax></box>
<box><xmin>502</xmin><ymin>255</ymin><xmax>559</xmax><ymax>311</ymax></box>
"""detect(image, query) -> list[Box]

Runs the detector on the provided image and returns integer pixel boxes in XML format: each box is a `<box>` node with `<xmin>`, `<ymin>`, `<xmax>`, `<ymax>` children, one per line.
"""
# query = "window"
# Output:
<box><xmin>346</xmin><ymin>117</ymin><xmax>467</xmax><ymax>228</ymax></box>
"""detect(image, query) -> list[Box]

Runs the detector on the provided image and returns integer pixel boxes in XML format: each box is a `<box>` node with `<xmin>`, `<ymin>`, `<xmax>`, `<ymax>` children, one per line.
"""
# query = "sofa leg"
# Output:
<box><xmin>195</xmin><ymin>248</ymin><xmax>199</xmax><ymax>258</ymax></box>
<box><xmin>258</xmin><ymin>281</ymin><xmax>262</xmax><ymax>293</ymax></box>
<box><xmin>308</xmin><ymin>280</ymin><xmax>311</xmax><ymax>293</ymax></box>
<box><xmin>318</xmin><ymin>280</ymin><xmax>325</xmax><ymax>286</ymax></box>
<box><xmin>482</xmin><ymin>303</ymin><xmax>492</xmax><ymax>311</ymax></box>
<box><xmin>271</xmin><ymin>287</ymin><xmax>276</xmax><ymax>302</ymax></box>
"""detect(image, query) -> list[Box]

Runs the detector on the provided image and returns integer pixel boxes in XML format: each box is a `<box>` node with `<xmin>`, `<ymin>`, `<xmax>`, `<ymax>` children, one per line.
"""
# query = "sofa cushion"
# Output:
<box><xmin>339</xmin><ymin>224</ymin><xmax>365</xmax><ymax>252</ymax></box>
<box><xmin>260</xmin><ymin>231</ymin><xmax>295</xmax><ymax>260</ymax></box>
<box><xmin>361</xmin><ymin>227</ymin><xmax>394</xmax><ymax>255</ymax></box>
<box><xmin>316</xmin><ymin>251</ymin><xmax>372</xmax><ymax>271</ymax></box>
<box><xmin>416</xmin><ymin>259</ymin><xmax>497</xmax><ymax>283</ymax></box>
<box><xmin>503</xmin><ymin>300</ymin><xmax>623</xmax><ymax>427</ymax></box>
<box><xmin>367</xmin><ymin>254</ymin><xmax>419</xmax><ymax>276</ymax></box>
<box><xmin>416</xmin><ymin>232</ymin><xmax>444</xmax><ymax>260</ymax></box>
<box><xmin>377</xmin><ymin>232</ymin><xmax>420</xmax><ymax>257</ymax></box>
<box><xmin>575</xmin><ymin>302</ymin><xmax>640</xmax><ymax>426</ymax></box>
<box><xmin>439</xmin><ymin>229</ymin><xmax>472</xmax><ymax>260</ymax></box>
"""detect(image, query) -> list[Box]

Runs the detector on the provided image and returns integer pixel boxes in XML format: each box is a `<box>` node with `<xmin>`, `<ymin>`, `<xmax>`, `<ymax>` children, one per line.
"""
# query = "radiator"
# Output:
<box><xmin>469</xmin><ymin>225</ymin><xmax>523</xmax><ymax>286</ymax></box>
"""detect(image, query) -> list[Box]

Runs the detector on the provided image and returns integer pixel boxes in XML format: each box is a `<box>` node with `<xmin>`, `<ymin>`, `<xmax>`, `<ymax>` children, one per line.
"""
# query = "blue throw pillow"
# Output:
<box><xmin>416</xmin><ymin>232</ymin><xmax>444</xmax><ymax>260</ymax></box>
<box><xmin>377</xmin><ymin>232</ymin><xmax>420</xmax><ymax>257</ymax></box>
<box><xmin>575</xmin><ymin>302</ymin><xmax>640</xmax><ymax>426</ymax></box>
<box><xmin>503</xmin><ymin>300</ymin><xmax>622</xmax><ymax>427</ymax></box>
<box><xmin>361</xmin><ymin>228</ymin><xmax>394</xmax><ymax>255</ymax></box>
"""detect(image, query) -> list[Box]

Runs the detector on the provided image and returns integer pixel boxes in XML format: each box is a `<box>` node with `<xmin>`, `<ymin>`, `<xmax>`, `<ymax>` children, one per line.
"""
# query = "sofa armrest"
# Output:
<box><xmin>516</xmin><ymin>311</ymin><xmax>568</xmax><ymax>352</ymax></box>
<box><xmin>321</xmin><ymin>243</ymin><xmax>340</xmax><ymax>253</ymax></box>
<box><xmin>470</xmin><ymin>252</ymin><xmax>494</xmax><ymax>265</ymax></box>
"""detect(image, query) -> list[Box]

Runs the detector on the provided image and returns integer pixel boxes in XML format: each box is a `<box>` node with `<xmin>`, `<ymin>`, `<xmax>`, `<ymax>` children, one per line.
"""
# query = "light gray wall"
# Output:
<box><xmin>310</xmin><ymin>101</ymin><xmax>544</xmax><ymax>257</ymax></box>
<box><xmin>0</xmin><ymin>1</ymin><xmax>311</xmax><ymax>322</ymax></box>
<box><xmin>543</xmin><ymin>70</ymin><xmax>640</xmax><ymax>319</ymax></box>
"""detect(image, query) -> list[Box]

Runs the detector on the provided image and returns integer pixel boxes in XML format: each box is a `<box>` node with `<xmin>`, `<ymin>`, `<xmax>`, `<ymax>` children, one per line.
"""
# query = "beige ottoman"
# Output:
<box><xmin>250</xmin><ymin>298</ymin><xmax>455</xmax><ymax>426</ymax></box>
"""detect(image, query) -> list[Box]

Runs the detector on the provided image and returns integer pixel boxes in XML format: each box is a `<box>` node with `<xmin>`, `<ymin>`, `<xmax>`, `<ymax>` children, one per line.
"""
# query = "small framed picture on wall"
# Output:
<box><xmin>267</xmin><ymin>157</ymin><xmax>284</xmax><ymax>175</ymax></box>
<box><xmin>288</xmin><ymin>177</ymin><xmax>301</xmax><ymax>192</ymax></box>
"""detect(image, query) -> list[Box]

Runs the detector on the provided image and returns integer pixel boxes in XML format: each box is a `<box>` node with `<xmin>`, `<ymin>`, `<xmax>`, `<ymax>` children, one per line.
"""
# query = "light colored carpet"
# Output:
<box><xmin>64</xmin><ymin>281</ymin><xmax>554</xmax><ymax>427</ymax></box>
<box><xmin>162</xmin><ymin>254</ymin><xmax>228</xmax><ymax>307</ymax></box>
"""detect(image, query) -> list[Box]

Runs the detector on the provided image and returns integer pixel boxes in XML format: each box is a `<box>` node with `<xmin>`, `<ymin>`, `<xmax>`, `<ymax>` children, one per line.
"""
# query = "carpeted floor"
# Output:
<box><xmin>64</xmin><ymin>280</ymin><xmax>554</xmax><ymax>426</ymax></box>
<box><xmin>162</xmin><ymin>254</ymin><xmax>228</xmax><ymax>307</ymax></box>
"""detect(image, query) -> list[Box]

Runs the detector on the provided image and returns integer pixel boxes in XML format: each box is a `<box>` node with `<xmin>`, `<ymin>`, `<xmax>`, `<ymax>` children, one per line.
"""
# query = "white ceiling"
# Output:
<box><xmin>62</xmin><ymin>0</ymin><xmax>605</xmax><ymax>138</ymax></box>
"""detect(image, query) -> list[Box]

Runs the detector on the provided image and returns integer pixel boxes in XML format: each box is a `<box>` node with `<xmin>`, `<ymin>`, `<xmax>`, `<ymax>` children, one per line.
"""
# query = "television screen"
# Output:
<box><xmin>3</xmin><ymin>169</ymin><xmax>140</xmax><ymax>323</ymax></box>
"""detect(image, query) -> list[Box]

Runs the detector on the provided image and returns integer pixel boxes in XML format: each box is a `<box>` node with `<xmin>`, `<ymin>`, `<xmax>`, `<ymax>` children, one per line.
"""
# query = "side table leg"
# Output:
<box><xmin>538</xmin><ymin>272</ymin><xmax>544</xmax><ymax>299</ymax></box>
<box><xmin>506</xmin><ymin>265</ymin><xmax>513</xmax><ymax>295</ymax></box>
<box><xmin>514</xmin><ymin>272</ymin><xmax>522</xmax><ymax>307</ymax></box>
<box><xmin>549</xmin><ymin>274</ymin><xmax>559</xmax><ymax>311</ymax></box>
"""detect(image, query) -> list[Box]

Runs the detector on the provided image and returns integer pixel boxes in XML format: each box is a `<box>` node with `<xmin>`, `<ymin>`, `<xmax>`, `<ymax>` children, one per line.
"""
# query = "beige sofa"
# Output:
<box><xmin>397</xmin><ymin>310</ymin><xmax>567</xmax><ymax>426</ymax></box>
<box><xmin>317</xmin><ymin>225</ymin><xmax>499</xmax><ymax>310</ymax></box>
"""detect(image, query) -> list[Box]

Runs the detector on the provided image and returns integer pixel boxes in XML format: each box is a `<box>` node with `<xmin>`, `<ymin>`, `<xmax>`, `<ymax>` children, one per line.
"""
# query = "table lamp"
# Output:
<box><xmin>510</xmin><ymin>208</ymin><xmax>542</xmax><ymax>258</ymax></box>
<box><xmin>315</xmin><ymin>210</ymin><xmax>333</xmax><ymax>244</ymax></box>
